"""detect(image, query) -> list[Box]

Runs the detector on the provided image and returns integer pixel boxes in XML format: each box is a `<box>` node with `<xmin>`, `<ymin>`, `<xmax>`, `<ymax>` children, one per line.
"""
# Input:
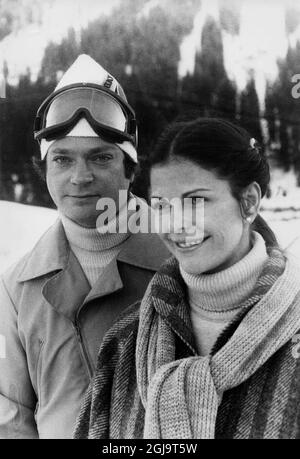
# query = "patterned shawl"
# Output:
<box><xmin>136</xmin><ymin>247</ymin><xmax>300</xmax><ymax>439</ymax></box>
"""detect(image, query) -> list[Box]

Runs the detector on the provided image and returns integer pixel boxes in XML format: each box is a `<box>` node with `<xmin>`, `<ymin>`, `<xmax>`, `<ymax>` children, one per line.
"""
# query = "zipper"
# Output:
<box><xmin>73</xmin><ymin>320</ymin><xmax>94</xmax><ymax>379</ymax></box>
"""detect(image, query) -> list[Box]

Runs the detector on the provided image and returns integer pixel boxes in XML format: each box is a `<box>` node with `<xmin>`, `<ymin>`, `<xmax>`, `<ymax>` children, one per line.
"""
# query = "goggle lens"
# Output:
<box><xmin>44</xmin><ymin>88</ymin><xmax>127</xmax><ymax>132</ymax></box>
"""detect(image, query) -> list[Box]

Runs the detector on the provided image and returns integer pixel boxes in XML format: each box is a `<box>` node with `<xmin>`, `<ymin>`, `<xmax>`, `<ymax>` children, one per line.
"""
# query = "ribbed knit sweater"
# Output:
<box><xmin>180</xmin><ymin>232</ymin><xmax>268</xmax><ymax>355</ymax></box>
<box><xmin>60</xmin><ymin>212</ymin><xmax>130</xmax><ymax>287</ymax></box>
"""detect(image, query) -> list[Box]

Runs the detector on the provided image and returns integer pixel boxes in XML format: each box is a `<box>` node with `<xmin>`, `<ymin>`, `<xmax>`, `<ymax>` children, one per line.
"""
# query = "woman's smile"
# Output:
<box><xmin>170</xmin><ymin>236</ymin><xmax>210</xmax><ymax>251</ymax></box>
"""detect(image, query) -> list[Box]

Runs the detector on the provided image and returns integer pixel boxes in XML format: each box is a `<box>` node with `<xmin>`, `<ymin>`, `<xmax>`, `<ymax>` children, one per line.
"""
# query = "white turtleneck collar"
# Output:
<box><xmin>59</xmin><ymin>198</ymin><xmax>134</xmax><ymax>286</ymax></box>
<box><xmin>180</xmin><ymin>231</ymin><xmax>269</xmax><ymax>316</ymax></box>
<box><xmin>180</xmin><ymin>231</ymin><xmax>269</xmax><ymax>355</ymax></box>
<box><xmin>60</xmin><ymin>211</ymin><xmax>129</xmax><ymax>253</ymax></box>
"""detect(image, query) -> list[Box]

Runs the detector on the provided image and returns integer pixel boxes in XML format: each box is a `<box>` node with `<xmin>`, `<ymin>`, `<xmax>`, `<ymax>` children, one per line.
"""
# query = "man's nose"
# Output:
<box><xmin>70</xmin><ymin>161</ymin><xmax>94</xmax><ymax>185</ymax></box>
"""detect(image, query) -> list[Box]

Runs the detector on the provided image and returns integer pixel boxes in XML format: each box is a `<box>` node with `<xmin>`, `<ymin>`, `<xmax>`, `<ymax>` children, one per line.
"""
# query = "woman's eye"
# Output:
<box><xmin>189</xmin><ymin>196</ymin><xmax>206</xmax><ymax>205</ymax></box>
<box><xmin>152</xmin><ymin>198</ymin><xmax>170</xmax><ymax>212</ymax></box>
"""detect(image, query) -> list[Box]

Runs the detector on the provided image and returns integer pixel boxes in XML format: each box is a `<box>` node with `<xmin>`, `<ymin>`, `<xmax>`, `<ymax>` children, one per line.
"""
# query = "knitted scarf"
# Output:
<box><xmin>136</xmin><ymin>247</ymin><xmax>300</xmax><ymax>439</ymax></box>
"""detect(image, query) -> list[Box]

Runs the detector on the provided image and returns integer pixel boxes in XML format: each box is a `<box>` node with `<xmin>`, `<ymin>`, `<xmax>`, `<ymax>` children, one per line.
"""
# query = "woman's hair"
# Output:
<box><xmin>149</xmin><ymin>117</ymin><xmax>277</xmax><ymax>247</ymax></box>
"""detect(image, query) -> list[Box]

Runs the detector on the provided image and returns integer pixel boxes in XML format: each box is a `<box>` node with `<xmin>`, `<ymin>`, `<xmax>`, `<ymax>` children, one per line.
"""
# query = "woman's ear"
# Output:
<box><xmin>240</xmin><ymin>181</ymin><xmax>261</xmax><ymax>223</ymax></box>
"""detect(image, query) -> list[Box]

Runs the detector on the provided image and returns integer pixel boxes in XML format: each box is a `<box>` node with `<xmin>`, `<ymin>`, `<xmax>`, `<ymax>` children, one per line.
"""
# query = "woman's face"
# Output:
<box><xmin>150</xmin><ymin>158</ymin><xmax>251</xmax><ymax>275</ymax></box>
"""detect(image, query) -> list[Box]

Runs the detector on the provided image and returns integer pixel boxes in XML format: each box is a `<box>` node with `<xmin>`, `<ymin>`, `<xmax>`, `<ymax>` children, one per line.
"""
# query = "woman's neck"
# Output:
<box><xmin>206</xmin><ymin>228</ymin><xmax>252</xmax><ymax>275</ymax></box>
<box><xmin>180</xmin><ymin>231</ymin><xmax>268</xmax><ymax>314</ymax></box>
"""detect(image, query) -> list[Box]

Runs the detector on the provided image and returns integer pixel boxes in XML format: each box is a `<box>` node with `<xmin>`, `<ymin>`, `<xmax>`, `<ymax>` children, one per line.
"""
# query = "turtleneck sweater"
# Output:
<box><xmin>60</xmin><ymin>209</ymin><xmax>130</xmax><ymax>287</ymax></box>
<box><xmin>180</xmin><ymin>231</ymin><xmax>269</xmax><ymax>356</ymax></box>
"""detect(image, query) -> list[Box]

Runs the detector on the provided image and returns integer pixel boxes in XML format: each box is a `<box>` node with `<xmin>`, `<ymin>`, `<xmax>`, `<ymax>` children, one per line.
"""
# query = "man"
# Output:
<box><xmin>0</xmin><ymin>55</ymin><xmax>169</xmax><ymax>438</ymax></box>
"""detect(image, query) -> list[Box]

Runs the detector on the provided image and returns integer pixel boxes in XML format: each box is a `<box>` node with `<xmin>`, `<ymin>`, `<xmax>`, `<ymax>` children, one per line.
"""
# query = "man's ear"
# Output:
<box><xmin>240</xmin><ymin>181</ymin><xmax>261</xmax><ymax>221</ymax></box>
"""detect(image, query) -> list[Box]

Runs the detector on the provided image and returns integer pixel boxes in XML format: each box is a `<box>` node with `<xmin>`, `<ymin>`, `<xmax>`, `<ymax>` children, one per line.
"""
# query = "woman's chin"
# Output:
<box><xmin>179</xmin><ymin>257</ymin><xmax>206</xmax><ymax>275</ymax></box>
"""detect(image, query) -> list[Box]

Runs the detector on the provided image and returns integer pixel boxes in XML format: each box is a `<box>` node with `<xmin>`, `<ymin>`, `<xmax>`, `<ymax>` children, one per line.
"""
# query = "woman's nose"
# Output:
<box><xmin>70</xmin><ymin>162</ymin><xmax>94</xmax><ymax>185</ymax></box>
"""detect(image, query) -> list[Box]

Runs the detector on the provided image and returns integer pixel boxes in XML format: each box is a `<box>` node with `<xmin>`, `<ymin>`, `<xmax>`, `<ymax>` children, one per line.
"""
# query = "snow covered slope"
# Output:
<box><xmin>0</xmin><ymin>200</ymin><xmax>57</xmax><ymax>273</ymax></box>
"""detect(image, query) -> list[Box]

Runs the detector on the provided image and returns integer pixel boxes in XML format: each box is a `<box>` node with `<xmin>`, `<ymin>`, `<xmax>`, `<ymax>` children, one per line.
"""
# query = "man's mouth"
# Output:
<box><xmin>69</xmin><ymin>194</ymin><xmax>98</xmax><ymax>198</ymax></box>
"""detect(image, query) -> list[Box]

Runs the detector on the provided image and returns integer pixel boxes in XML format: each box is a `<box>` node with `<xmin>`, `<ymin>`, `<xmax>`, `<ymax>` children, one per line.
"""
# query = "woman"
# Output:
<box><xmin>74</xmin><ymin>118</ymin><xmax>300</xmax><ymax>439</ymax></box>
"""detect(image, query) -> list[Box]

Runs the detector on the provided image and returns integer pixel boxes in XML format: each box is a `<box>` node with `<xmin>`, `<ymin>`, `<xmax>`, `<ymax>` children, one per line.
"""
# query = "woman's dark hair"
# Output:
<box><xmin>32</xmin><ymin>151</ymin><xmax>136</xmax><ymax>182</ymax></box>
<box><xmin>149</xmin><ymin>117</ymin><xmax>277</xmax><ymax>247</ymax></box>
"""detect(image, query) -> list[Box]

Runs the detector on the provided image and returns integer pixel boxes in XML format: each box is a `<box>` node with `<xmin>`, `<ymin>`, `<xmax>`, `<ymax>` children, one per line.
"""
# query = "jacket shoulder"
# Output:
<box><xmin>1</xmin><ymin>249</ymin><xmax>36</xmax><ymax>288</ymax></box>
<box><xmin>0</xmin><ymin>219</ymin><xmax>63</xmax><ymax>300</ymax></box>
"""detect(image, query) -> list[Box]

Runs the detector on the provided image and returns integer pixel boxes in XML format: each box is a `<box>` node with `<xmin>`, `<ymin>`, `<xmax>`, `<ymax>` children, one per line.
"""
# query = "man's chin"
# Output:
<box><xmin>65</xmin><ymin>211</ymin><xmax>99</xmax><ymax>229</ymax></box>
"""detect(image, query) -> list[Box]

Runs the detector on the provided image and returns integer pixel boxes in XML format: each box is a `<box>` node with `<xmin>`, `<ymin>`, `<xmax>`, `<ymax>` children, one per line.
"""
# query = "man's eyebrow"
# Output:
<box><xmin>49</xmin><ymin>148</ymin><xmax>72</xmax><ymax>155</ymax></box>
<box><xmin>87</xmin><ymin>147</ymin><xmax>116</xmax><ymax>155</ymax></box>
<box><xmin>49</xmin><ymin>147</ymin><xmax>117</xmax><ymax>156</ymax></box>
<box><xmin>182</xmin><ymin>188</ymin><xmax>211</xmax><ymax>197</ymax></box>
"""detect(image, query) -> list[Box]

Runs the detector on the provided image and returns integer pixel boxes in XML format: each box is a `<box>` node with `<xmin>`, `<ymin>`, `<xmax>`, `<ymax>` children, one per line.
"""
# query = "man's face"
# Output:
<box><xmin>46</xmin><ymin>137</ymin><xmax>131</xmax><ymax>228</ymax></box>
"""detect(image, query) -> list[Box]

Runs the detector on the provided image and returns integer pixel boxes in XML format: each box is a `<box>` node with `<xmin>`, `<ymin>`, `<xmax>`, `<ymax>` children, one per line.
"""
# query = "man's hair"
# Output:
<box><xmin>32</xmin><ymin>151</ymin><xmax>136</xmax><ymax>182</ymax></box>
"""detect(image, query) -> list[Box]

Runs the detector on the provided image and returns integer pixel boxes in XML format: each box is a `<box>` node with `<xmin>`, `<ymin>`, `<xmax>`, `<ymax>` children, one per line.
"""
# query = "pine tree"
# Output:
<box><xmin>215</xmin><ymin>77</ymin><xmax>237</xmax><ymax>120</ymax></box>
<box><xmin>240</xmin><ymin>77</ymin><xmax>262</xmax><ymax>142</ymax></box>
<box><xmin>180</xmin><ymin>16</ymin><xmax>228</xmax><ymax>117</ymax></box>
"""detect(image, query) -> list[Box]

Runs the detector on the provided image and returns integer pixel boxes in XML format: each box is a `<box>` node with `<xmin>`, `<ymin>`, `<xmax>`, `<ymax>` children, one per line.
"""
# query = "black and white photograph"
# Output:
<box><xmin>0</xmin><ymin>0</ymin><xmax>300</xmax><ymax>442</ymax></box>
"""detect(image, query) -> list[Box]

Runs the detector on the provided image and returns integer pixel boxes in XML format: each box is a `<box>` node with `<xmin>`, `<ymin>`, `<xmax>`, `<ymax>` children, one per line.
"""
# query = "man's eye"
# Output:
<box><xmin>92</xmin><ymin>154</ymin><xmax>113</xmax><ymax>162</ymax></box>
<box><xmin>53</xmin><ymin>156</ymin><xmax>71</xmax><ymax>165</ymax></box>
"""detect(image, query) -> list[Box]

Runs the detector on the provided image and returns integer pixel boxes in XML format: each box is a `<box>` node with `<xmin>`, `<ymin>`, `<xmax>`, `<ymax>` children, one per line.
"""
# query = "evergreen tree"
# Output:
<box><xmin>240</xmin><ymin>77</ymin><xmax>262</xmax><ymax>142</ymax></box>
<box><xmin>180</xmin><ymin>16</ymin><xmax>227</xmax><ymax>116</ymax></box>
<box><xmin>265</xmin><ymin>82</ymin><xmax>277</xmax><ymax>144</ymax></box>
<box><xmin>215</xmin><ymin>77</ymin><xmax>237</xmax><ymax>120</ymax></box>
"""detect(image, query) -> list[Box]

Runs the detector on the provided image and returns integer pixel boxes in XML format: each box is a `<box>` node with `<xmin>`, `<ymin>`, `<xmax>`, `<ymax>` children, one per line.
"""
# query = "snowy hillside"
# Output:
<box><xmin>260</xmin><ymin>167</ymin><xmax>300</xmax><ymax>259</ymax></box>
<box><xmin>0</xmin><ymin>0</ymin><xmax>120</xmax><ymax>83</ymax></box>
<box><xmin>0</xmin><ymin>201</ymin><xmax>57</xmax><ymax>273</ymax></box>
<box><xmin>1</xmin><ymin>0</ymin><xmax>300</xmax><ymax>100</ymax></box>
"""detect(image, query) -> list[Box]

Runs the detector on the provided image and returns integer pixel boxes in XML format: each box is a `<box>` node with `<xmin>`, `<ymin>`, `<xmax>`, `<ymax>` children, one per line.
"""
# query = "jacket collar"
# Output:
<box><xmin>18</xmin><ymin>218</ymin><xmax>169</xmax><ymax>282</ymax></box>
<box><xmin>18</xmin><ymin>218</ymin><xmax>68</xmax><ymax>282</ymax></box>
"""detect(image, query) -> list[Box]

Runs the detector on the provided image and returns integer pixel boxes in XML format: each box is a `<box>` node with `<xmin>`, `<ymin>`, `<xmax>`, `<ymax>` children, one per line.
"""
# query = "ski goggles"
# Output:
<box><xmin>34</xmin><ymin>83</ymin><xmax>137</xmax><ymax>146</ymax></box>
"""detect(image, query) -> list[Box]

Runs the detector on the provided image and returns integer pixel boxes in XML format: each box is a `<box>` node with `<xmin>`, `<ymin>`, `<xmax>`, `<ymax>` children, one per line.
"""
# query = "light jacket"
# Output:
<box><xmin>0</xmin><ymin>218</ymin><xmax>170</xmax><ymax>439</ymax></box>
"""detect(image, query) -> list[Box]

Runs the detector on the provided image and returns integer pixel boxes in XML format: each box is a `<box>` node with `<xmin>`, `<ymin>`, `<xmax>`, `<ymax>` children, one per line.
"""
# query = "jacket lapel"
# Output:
<box><xmin>83</xmin><ymin>259</ymin><xmax>123</xmax><ymax>305</ymax></box>
<box><xmin>42</xmin><ymin>250</ymin><xmax>91</xmax><ymax>321</ymax></box>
